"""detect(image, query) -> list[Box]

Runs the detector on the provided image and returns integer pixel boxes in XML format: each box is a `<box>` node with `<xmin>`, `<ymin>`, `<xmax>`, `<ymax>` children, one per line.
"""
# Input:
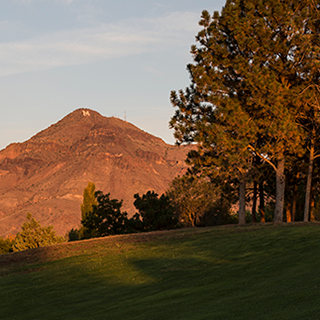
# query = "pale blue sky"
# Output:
<box><xmin>0</xmin><ymin>0</ymin><xmax>226</xmax><ymax>150</ymax></box>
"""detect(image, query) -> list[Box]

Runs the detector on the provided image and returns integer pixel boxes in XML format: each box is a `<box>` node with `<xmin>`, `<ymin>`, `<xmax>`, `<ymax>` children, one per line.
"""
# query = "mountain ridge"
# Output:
<box><xmin>0</xmin><ymin>109</ymin><xmax>191</xmax><ymax>237</ymax></box>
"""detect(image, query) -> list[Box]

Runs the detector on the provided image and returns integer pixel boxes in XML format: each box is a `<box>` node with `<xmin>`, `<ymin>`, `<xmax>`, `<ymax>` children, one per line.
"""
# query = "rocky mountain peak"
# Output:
<box><xmin>0</xmin><ymin>109</ymin><xmax>191</xmax><ymax>237</ymax></box>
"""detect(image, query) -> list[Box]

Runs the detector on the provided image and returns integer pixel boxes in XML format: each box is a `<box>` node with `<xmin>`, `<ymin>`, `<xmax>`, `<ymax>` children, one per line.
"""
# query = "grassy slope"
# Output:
<box><xmin>1</xmin><ymin>223</ymin><xmax>320</xmax><ymax>320</ymax></box>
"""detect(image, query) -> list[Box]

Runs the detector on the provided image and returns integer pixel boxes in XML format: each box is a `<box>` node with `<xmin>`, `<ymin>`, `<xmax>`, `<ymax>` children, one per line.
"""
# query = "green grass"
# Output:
<box><xmin>1</xmin><ymin>223</ymin><xmax>320</xmax><ymax>319</ymax></box>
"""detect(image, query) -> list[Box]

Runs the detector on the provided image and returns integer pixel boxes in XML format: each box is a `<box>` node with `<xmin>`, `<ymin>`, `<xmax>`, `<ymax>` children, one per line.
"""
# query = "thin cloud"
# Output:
<box><xmin>0</xmin><ymin>12</ymin><xmax>200</xmax><ymax>77</ymax></box>
<box><xmin>0</xmin><ymin>20</ymin><xmax>25</xmax><ymax>32</ymax></box>
<box><xmin>14</xmin><ymin>0</ymin><xmax>77</xmax><ymax>4</ymax></box>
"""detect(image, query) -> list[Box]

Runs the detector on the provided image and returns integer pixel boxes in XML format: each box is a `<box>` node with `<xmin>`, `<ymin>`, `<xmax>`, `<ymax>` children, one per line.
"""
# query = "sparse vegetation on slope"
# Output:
<box><xmin>1</xmin><ymin>223</ymin><xmax>320</xmax><ymax>320</ymax></box>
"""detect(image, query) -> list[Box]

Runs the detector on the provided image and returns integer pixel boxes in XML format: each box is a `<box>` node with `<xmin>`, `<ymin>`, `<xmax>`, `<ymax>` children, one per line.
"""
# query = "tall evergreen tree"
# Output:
<box><xmin>294</xmin><ymin>1</ymin><xmax>320</xmax><ymax>220</ymax></box>
<box><xmin>81</xmin><ymin>182</ymin><xmax>97</xmax><ymax>220</ymax></box>
<box><xmin>80</xmin><ymin>182</ymin><xmax>97</xmax><ymax>238</ymax></box>
<box><xmin>170</xmin><ymin>1</ymin><xmax>317</xmax><ymax>222</ymax></box>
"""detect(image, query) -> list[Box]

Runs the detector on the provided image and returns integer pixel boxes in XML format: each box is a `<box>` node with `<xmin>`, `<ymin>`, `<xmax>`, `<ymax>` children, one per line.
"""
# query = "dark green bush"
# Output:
<box><xmin>130</xmin><ymin>191</ymin><xmax>179</xmax><ymax>232</ymax></box>
<box><xmin>82</xmin><ymin>191</ymin><xmax>128</xmax><ymax>238</ymax></box>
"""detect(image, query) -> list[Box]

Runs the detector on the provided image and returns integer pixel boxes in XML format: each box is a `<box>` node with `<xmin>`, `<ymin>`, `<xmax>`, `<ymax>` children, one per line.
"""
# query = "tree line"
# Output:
<box><xmin>69</xmin><ymin>182</ymin><xmax>185</xmax><ymax>241</ymax></box>
<box><xmin>71</xmin><ymin>180</ymin><xmax>241</xmax><ymax>242</ymax></box>
<box><xmin>170</xmin><ymin>0</ymin><xmax>320</xmax><ymax>224</ymax></box>
<box><xmin>0</xmin><ymin>178</ymin><xmax>237</xmax><ymax>254</ymax></box>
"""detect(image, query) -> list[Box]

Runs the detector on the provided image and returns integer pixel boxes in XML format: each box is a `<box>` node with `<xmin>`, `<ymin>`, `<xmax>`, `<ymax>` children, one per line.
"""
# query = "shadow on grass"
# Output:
<box><xmin>1</xmin><ymin>224</ymin><xmax>320</xmax><ymax>320</ymax></box>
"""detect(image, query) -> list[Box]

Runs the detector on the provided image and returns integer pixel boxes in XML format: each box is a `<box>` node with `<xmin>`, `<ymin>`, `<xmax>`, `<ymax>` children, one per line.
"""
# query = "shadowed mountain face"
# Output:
<box><xmin>0</xmin><ymin>109</ymin><xmax>191</xmax><ymax>237</ymax></box>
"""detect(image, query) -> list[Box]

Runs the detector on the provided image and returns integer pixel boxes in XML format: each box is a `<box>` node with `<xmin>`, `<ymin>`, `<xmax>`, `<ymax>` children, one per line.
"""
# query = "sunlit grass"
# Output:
<box><xmin>1</xmin><ymin>223</ymin><xmax>320</xmax><ymax>319</ymax></box>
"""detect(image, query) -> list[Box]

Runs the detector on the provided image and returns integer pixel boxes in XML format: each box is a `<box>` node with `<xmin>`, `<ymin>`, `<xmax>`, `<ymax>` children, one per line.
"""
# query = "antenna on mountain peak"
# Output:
<box><xmin>124</xmin><ymin>111</ymin><xmax>126</xmax><ymax>122</ymax></box>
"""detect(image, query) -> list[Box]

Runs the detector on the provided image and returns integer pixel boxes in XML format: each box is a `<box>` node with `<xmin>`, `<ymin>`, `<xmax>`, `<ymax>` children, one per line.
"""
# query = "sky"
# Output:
<box><xmin>0</xmin><ymin>0</ymin><xmax>226</xmax><ymax>150</ymax></box>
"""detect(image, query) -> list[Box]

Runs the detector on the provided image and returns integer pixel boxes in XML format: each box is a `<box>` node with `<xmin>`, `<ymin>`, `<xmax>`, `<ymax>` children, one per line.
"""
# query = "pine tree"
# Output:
<box><xmin>170</xmin><ymin>1</ymin><xmax>316</xmax><ymax>222</ymax></box>
<box><xmin>293</xmin><ymin>2</ymin><xmax>320</xmax><ymax>221</ymax></box>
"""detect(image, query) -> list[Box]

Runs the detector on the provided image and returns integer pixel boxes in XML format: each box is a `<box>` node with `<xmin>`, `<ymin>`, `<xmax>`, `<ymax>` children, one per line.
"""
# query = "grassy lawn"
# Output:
<box><xmin>1</xmin><ymin>223</ymin><xmax>320</xmax><ymax>319</ymax></box>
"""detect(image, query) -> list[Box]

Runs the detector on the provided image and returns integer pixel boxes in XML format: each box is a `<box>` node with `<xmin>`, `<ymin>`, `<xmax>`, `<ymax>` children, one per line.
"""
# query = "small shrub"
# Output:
<box><xmin>0</xmin><ymin>236</ymin><xmax>14</xmax><ymax>254</ymax></box>
<box><xmin>197</xmin><ymin>198</ymin><xmax>235</xmax><ymax>226</ymax></box>
<box><xmin>67</xmin><ymin>228</ymin><xmax>80</xmax><ymax>241</ymax></box>
<box><xmin>13</xmin><ymin>213</ymin><xmax>65</xmax><ymax>252</ymax></box>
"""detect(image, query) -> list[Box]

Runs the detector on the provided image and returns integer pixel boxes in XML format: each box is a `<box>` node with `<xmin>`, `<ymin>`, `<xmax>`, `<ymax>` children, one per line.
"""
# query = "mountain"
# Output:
<box><xmin>0</xmin><ymin>109</ymin><xmax>192</xmax><ymax>237</ymax></box>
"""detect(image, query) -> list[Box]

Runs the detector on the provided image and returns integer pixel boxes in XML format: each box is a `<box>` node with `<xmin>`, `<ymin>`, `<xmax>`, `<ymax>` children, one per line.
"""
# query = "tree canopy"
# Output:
<box><xmin>170</xmin><ymin>0</ymin><xmax>320</xmax><ymax>222</ymax></box>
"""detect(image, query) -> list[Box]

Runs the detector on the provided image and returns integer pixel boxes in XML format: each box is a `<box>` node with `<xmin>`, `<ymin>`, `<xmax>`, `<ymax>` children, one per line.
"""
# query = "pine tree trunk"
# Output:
<box><xmin>274</xmin><ymin>158</ymin><xmax>285</xmax><ymax>223</ymax></box>
<box><xmin>252</xmin><ymin>181</ymin><xmax>257</xmax><ymax>223</ymax></box>
<box><xmin>239</xmin><ymin>177</ymin><xmax>246</xmax><ymax>224</ymax></box>
<box><xmin>292</xmin><ymin>179</ymin><xmax>298</xmax><ymax>222</ymax></box>
<box><xmin>304</xmin><ymin>143</ymin><xmax>314</xmax><ymax>222</ymax></box>
<box><xmin>259</xmin><ymin>181</ymin><xmax>265</xmax><ymax>223</ymax></box>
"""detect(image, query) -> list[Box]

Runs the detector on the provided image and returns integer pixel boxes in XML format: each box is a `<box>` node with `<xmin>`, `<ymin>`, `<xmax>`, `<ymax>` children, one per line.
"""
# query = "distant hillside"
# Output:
<box><xmin>0</xmin><ymin>109</ymin><xmax>192</xmax><ymax>237</ymax></box>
